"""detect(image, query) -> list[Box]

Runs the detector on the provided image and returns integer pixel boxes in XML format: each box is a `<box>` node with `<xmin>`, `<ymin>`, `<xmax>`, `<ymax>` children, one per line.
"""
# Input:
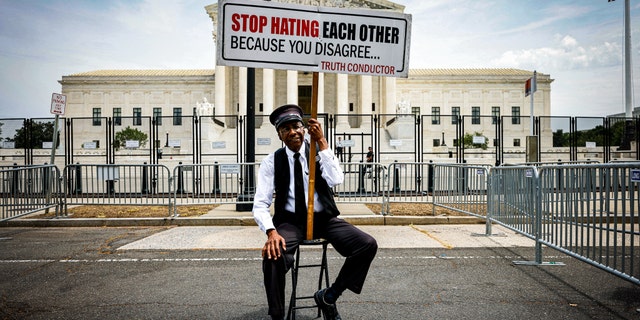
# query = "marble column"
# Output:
<box><xmin>239</xmin><ymin>67</ymin><xmax>247</xmax><ymax>116</ymax></box>
<box><xmin>317</xmin><ymin>72</ymin><xmax>325</xmax><ymax>114</ymax></box>
<box><xmin>360</xmin><ymin>75</ymin><xmax>372</xmax><ymax>127</ymax></box>
<box><xmin>336</xmin><ymin>73</ymin><xmax>349</xmax><ymax>126</ymax></box>
<box><xmin>287</xmin><ymin>70</ymin><xmax>298</xmax><ymax>104</ymax></box>
<box><xmin>215</xmin><ymin>65</ymin><xmax>226</xmax><ymax>117</ymax></box>
<box><xmin>383</xmin><ymin>76</ymin><xmax>396</xmax><ymax>115</ymax></box>
<box><xmin>262</xmin><ymin>68</ymin><xmax>275</xmax><ymax>117</ymax></box>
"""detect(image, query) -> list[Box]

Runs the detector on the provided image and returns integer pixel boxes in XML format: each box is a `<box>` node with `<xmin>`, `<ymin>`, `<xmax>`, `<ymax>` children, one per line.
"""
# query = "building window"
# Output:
<box><xmin>133</xmin><ymin>108</ymin><xmax>142</xmax><ymax>126</ymax></box>
<box><xmin>113</xmin><ymin>108</ymin><xmax>122</xmax><ymax>126</ymax></box>
<box><xmin>173</xmin><ymin>108</ymin><xmax>182</xmax><ymax>126</ymax></box>
<box><xmin>514</xmin><ymin>138</ymin><xmax>521</xmax><ymax>147</ymax></box>
<box><xmin>471</xmin><ymin>106</ymin><xmax>480</xmax><ymax>124</ymax></box>
<box><xmin>433</xmin><ymin>139</ymin><xmax>441</xmax><ymax>147</ymax></box>
<box><xmin>92</xmin><ymin>108</ymin><xmax>101</xmax><ymax>126</ymax></box>
<box><xmin>453</xmin><ymin>139</ymin><xmax>459</xmax><ymax>147</ymax></box>
<box><xmin>153</xmin><ymin>108</ymin><xmax>162</xmax><ymax>125</ymax></box>
<box><xmin>452</xmin><ymin>106</ymin><xmax>460</xmax><ymax>124</ymax></box>
<box><xmin>493</xmin><ymin>138</ymin><xmax>499</xmax><ymax>147</ymax></box>
<box><xmin>492</xmin><ymin>107</ymin><xmax>500</xmax><ymax>124</ymax></box>
<box><xmin>512</xmin><ymin>106</ymin><xmax>521</xmax><ymax>125</ymax></box>
<box><xmin>372</xmin><ymin>103</ymin><xmax>376</xmax><ymax>112</ymax></box>
<box><xmin>431</xmin><ymin>107</ymin><xmax>440</xmax><ymax>125</ymax></box>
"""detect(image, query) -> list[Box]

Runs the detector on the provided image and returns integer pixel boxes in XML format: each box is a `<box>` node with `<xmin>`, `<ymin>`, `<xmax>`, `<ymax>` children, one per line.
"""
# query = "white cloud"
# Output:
<box><xmin>491</xmin><ymin>34</ymin><xmax>622</xmax><ymax>70</ymax></box>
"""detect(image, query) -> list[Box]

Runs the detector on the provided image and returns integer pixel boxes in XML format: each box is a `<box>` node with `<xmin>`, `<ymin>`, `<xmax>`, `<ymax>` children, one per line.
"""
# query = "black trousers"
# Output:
<box><xmin>262</xmin><ymin>216</ymin><xmax>378</xmax><ymax>317</ymax></box>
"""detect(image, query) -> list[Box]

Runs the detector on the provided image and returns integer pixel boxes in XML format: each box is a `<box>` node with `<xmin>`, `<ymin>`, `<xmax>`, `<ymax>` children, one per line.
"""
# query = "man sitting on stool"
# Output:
<box><xmin>253</xmin><ymin>104</ymin><xmax>378</xmax><ymax>320</ymax></box>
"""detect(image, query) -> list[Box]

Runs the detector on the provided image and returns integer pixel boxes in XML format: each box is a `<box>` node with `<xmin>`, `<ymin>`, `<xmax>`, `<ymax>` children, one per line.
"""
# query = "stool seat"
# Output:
<box><xmin>287</xmin><ymin>239</ymin><xmax>330</xmax><ymax>320</ymax></box>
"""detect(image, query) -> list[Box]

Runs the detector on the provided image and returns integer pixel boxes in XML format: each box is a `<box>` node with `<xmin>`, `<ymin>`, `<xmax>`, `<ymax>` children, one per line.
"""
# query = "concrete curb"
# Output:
<box><xmin>1</xmin><ymin>215</ymin><xmax>483</xmax><ymax>228</ymax></box>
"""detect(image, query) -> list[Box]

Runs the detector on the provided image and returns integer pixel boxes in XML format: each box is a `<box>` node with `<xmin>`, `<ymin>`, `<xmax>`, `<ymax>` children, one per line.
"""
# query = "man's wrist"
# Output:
<box><xmin>266</xmin><ymin>228</ymin><xmax>275</xmax><ymax>236</ymax></box>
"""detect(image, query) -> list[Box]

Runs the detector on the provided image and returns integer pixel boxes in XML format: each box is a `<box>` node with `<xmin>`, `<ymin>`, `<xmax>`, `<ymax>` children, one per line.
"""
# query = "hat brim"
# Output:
<box><xmin>275</xmin><ymin>114</ymin><xmax>303</xmax><ymax>129</ymax></box>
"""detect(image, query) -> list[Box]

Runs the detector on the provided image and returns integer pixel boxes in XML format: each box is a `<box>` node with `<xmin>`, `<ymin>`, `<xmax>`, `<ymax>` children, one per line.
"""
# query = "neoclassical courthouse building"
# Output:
<box><xmin>57</xmin><ymin>0</ymin><xmax>552</xmax><ymax>164</ymax></box>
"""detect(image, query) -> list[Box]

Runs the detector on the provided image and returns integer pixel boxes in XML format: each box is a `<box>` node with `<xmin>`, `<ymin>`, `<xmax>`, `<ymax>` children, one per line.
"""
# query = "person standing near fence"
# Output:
<box><xmin>335</xmin><ymin>137</ymin><xmax>344</xmax><ymax>162</ymax></box>
<box><xmin>365</xmin><ymin>146</ymin><xmax>374</xmax><ymax>177</ymax></box>
<box><xmin>253</xmin><ymin>104</ymin><xmax>378</xmax><ymax>320</ymax></box>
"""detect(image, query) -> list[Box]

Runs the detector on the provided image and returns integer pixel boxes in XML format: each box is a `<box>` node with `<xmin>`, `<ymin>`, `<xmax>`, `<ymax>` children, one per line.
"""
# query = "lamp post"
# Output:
<box><xmin>165</xmin><ymin>131</ymin><xmax>169</xmax><ymax>147</ymax></box>
<box><xmin>441</xmin><ymin>131</ymin><xmax>446</xmax><ymax>147</ymax></box>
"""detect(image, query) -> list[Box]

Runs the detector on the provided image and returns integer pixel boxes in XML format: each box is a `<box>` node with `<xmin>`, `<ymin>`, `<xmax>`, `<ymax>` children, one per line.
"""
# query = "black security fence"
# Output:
<box><xmin>1</xmin><ymin>114</ymin><xmax>638</xmax><ymax>167</ymax></box>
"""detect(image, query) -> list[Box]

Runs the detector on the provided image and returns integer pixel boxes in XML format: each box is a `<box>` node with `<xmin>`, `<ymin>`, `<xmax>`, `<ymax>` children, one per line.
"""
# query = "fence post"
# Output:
<box><xmin>357</xmin><ymin>161</ymin><xmax>366</xmax><ymax>194</ymax></box>
<box><xmin>74</xmin><ymin>163</ymin><xmax>82</xmax><ymax>194</ymax></box>
<box><xmin>141</xmin><ymin>163</ymin><xmax>149</xmax><ymax>194</ymax></box>
<box><xmin>176</xmin><ymin>162</ymin><xmax>184</xmax><ymax>194</ymax></box>
<box><xmin>213</xmin><ymin>161</ymin><xmax>221</xmax><ymax>194</ymax></box>
<box><xmin>393</xmin><ymin>160</ymin><xmax>400</xmax><ymax>193</ymax></box>
<box><xmin>427</xmin><ymin>160</ymin><xmax>433</xmax><ymax>193</ymax></box>
<box><xmin>11</xmin><ymin>163</ymin><xmax>19</xmax><ymax>194</ymax></box>
<box><xmin>42</xmin><ymin>164</ymin><xmax>50</xmax><ymax>195</ymax></box>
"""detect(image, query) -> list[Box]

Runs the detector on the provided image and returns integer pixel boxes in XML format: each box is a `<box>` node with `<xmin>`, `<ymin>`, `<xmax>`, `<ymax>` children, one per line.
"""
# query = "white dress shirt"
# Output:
<box><xmin>252</xmin><ymin>142</ymin><xmax>344</xmax><ymax>233</ymax></box>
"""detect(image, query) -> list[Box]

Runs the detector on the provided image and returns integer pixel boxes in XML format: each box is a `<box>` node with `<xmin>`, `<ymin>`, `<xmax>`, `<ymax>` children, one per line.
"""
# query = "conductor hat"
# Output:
<box><xmin>270</xmin><ymin>104</ymin><xmax>304</xmax><ymax>130</ymax></box>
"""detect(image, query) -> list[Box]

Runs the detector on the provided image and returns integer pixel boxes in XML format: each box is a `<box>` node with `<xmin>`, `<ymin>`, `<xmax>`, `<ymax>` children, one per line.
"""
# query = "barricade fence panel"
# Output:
<box><xmin>537</xmin><ymin>163</ymin><xmax>640</xmax><ymax>284</ymax></box>
<box><xmin>488</xmin><ymin>166</ymin><xmax>538</xmax><ymax>238</ymax></box>
<box><xmin>171</xmin><ymin>163</ymin><xmax>259</xmax><ymax>210</ymax></box>
<box><xmin>432</xmin><ymin>164</ymin><xmax>490</xmax><ymax>219</ymax></box>
<box><xmin>381</xmin><ymin>162</ymin><xmax>430</xmax><ymax>215</ymax></box>
<box><xmin>1</xmin><ymin>164</ymin><xmax>60</xmax><ymax>221</ymax></box>
<box><xmin>489</xmin><ymin>163</ymin><xmax>640</xmax><ymax>285</ymax></box>
<box><xmin>334</xmin><ymin>163</ymin><xmax>386</xmax><ymax>205</ymax></box>
<box><xmin>63</xmin><ymin>164</ymin><xmax>173</xmax><ymax>215</ymax></box>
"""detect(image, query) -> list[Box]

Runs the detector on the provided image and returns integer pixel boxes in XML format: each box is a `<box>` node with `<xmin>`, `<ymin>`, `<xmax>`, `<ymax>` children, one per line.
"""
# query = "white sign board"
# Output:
<box><xmin>212</xmin><ymin>141</ymin><xmax>226</xmax><ymax>149</ymax></box>
<box><xmin>50</xmin><ymin>93</ymin><xmax>66</xmax><ymax>115</ymax></box>
<box><xmin>472</xmin><ymin>136</ymin><xmax>485</xmax><ymax>144</ymax></box>
<box><xmin>125</xmin><ymin>140</ymin><xmax>140</xmax><ymax>149</ymax></box>
<box><xmin>217</xmin><ymin>0</ymin><xmax>411</xmax><ymax>77</ymax></box>
<box><xmin>83</xmin><ymin>141</ymin><xmax>97</xmax><ymax>149</ymax></box>
<box><xmin>168</xmin><ymin>139</ymin><xmax>181</xmax><ymax>148</ymax></box>
<box><xmin>341</xmin><ymin>139</ymin><xmax>356</xmax><ymax>147</ymax></box>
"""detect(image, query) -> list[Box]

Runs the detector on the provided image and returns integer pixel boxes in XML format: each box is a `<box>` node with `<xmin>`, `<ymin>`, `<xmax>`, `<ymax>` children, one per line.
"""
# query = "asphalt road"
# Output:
<box><xmin>1</xmin><ymin>226</ymin><xmax>639</xmax><ymax>319</ymax></box>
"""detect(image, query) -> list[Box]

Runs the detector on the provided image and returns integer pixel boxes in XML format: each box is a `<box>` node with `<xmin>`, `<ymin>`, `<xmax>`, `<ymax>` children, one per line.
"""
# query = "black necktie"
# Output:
<box><xmin>293</xmin><ymin>152</ymin><xmax>306</xmax><ymax>217</ymax></box>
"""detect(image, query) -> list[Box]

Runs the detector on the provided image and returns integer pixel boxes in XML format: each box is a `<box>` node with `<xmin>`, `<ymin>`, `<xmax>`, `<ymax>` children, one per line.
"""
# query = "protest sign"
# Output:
<box><xmin>217</xmin><ymin>0</ymin><xmax>411</xmax><ymax>77</ymax></box>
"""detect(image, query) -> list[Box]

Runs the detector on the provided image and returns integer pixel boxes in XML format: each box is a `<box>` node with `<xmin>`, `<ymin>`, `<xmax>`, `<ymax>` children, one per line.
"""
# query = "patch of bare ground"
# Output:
<box><xmin>31</xmin><ymin>205</ymin><xmax>220</xmax><ymax>219</ymax></box>
<box><xmin>365</xmin><ymin>203</ymin><xmax>470</xmax><ymax>216</ymax></box>
<box><xmin>30</xmin><ymin>203</ymin><xmax>474</xmax><ymax>218</ymax></box>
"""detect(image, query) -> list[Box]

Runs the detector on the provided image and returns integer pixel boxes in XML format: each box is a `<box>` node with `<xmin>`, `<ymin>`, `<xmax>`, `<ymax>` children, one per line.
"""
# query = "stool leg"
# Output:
<box><xmin>287</xmin><ymin>248</ymin><xmax>301</xmax><ymax>320</ymax></box>
<box><xmin>315</xmin><ymin>243</ymin><xmax>329</xmax><ymax>318</ymax></box>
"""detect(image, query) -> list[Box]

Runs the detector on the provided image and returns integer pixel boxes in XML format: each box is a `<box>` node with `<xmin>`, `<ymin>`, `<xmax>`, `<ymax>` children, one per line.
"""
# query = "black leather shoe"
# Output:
<box><xmin>313</xmin><ymin>289</ymin><xmax>342</xmax><ymax>320</ymax></box>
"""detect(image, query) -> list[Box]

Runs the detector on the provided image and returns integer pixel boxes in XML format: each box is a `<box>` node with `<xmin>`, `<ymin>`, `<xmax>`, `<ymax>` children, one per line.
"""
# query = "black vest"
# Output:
<box><xmin>272</xmin><ymin>143</ymin><xmax>340</xmax><ymax>227</ymax></box>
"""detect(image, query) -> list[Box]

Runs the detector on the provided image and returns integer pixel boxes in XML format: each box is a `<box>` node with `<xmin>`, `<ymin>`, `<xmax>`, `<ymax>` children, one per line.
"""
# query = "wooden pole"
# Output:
<box><xmin>306</xmin><ymin>72</ymin><xmax>319</xmax><ymax>240</ymax></box>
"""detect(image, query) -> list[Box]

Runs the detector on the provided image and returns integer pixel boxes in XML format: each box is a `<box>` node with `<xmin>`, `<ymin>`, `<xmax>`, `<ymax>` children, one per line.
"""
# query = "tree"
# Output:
<box><xmin>113</xmin><ymin>126</ymin><xmax>148</xmax><ymax>151</ymax></box>
<box><xmin>8</xmin><ymin>120</ymin><xmax>59</xmax><ymax>149</ymax></box>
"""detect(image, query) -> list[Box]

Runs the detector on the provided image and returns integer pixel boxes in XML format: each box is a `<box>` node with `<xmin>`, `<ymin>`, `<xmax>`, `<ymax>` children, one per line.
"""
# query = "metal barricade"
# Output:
<box><xmin>334</xmin><ymin>162</ymin><xmax>386</xmax><ymax>206</ymax></box>
<box><xmin>62</xmin><ymin>163</ymin><xmax>172</xmax><ymax>216</ymax></box>
<box><xmin>488</xmin><ymin>165</ymin><xmax>542</xmax><ymax>261</ymax></box>
<box><xmin>380</xmin><ymin>162</ymin><xmax>430</xmax><ymax>215</ymax></box>
<box><xmin>432</xmin><ymin>164</ymin><xmax>491</xmax><ymax>221</ymax></box>
<box><xmin>538</xmin><ymin>163</ymin><xmax>640</xmax><ymax>284</ymax></box>
<box><xmin>489</xmin><ymin>163</ymin><xmax>640</xmax><ymax>285</ymax></box>
<box><xmin>171</xmin><ymin>162</ymin><xmax>260</xmax><ymax>214</ymax></box>
<box><xmin>1</xmin><ymin>164</ymin><xmax>61</xmax><ymax>221</ymax></box>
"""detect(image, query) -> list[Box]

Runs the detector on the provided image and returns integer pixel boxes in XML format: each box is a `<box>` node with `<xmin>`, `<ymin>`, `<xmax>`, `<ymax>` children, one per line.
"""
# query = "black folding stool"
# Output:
<box><xmin>287</xmin><ymin>239</ymin><xmax>330</xmax><ymax>320</ymax></box>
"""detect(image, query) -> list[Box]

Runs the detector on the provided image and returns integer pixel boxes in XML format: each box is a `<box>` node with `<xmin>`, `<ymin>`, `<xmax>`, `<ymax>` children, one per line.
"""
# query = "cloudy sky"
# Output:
<box><xmin>0</xmin><ymin>0</ymin><xmax>638</xmax><ymax>119</ymax></box>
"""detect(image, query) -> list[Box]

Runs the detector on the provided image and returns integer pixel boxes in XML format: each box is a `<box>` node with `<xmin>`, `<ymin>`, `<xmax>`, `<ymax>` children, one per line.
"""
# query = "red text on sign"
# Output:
<box><xmin>231</xmin><ymin>13</ymin><xmax>268</xmax><ymax>33</ymax></box>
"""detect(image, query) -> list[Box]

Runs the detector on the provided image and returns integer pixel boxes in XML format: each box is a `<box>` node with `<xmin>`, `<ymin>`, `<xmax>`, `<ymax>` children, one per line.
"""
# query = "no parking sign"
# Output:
<box><xmin>50</xmin><ymin>93</ymin><xmax>66</xmax><ymax>115</ymax></box>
